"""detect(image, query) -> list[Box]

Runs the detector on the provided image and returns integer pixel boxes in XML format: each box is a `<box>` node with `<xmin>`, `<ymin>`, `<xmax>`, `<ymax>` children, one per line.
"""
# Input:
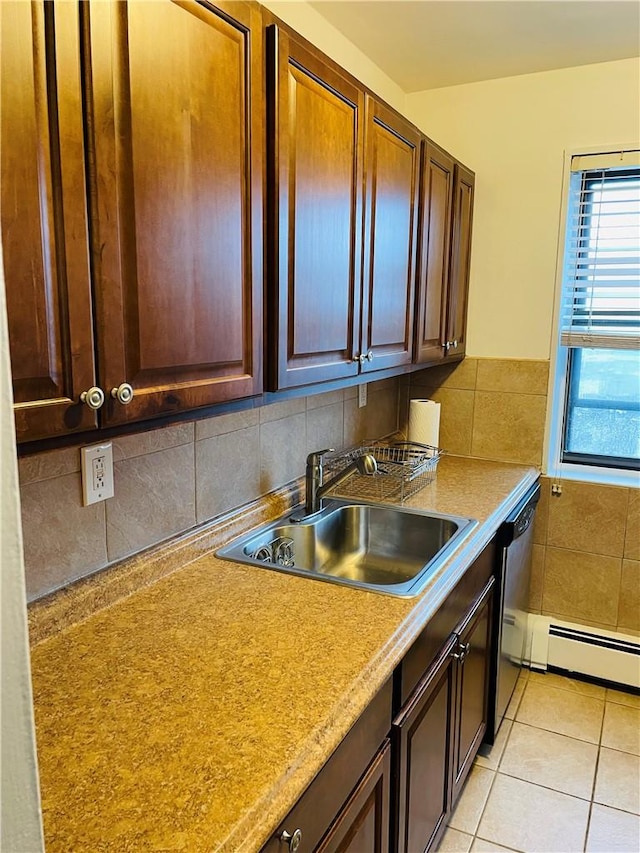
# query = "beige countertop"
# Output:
<box><xmin>29</xmin><ymin>455</ymin><xmax>538</xmax><ymax>852</ymax></box>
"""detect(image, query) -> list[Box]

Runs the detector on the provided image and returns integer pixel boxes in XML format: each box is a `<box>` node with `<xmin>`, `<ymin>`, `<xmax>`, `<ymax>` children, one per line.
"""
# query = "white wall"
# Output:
<box><xmin>262</xmin><ymin>1</ymin><xmax>407</xmax><ymax>113</ymax></box>
<box><xmin>406</xmin><ymin>58</ymin><xmax>640</xmax><ymax>360</ymax></box>
<box><xmin>0</xmin><ymin>245</ymin><xmax>44</xmax><ymax>849</ymax></box>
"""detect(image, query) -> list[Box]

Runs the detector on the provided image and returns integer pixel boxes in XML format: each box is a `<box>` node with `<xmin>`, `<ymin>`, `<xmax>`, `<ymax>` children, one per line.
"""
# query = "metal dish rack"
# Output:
<box><xmin>323</xmin><ymin>440</ymin><xmax>443</xmax><ymax>504</ymax></box>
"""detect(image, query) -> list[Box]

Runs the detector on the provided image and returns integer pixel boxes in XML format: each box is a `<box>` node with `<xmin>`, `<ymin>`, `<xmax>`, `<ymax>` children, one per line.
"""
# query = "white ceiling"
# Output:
<box><xmin>309</xmin><ymin>1</ymin><xmax>640</xmax><ymax>91</ymax></box>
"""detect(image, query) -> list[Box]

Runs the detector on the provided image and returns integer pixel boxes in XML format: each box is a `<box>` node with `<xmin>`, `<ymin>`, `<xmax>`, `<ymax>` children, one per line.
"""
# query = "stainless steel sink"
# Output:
<box><xmin>217</xmin><ymin>500</ymin><xmax>477</xmax><ymax>597</ymax></box>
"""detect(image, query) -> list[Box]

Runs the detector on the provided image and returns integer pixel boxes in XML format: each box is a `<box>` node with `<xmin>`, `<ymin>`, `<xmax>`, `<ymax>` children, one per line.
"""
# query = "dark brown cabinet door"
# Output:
<box><xmin>1</xmin><ymin>1</ymin><xmax>97</xmax><ymax>442</ymax></box>
<box><xmin>393</xmin><ymin>635</ymin><xmax>457</xmax><ymax>853</ymax></box>
<box><xmin>414</xmin><ymin>143</ymin><xmax>454</xmax><ymax>364</ymax></box>
<box><xmin>267</xmin><ymin>24</ymin><xmax>363</xmax><ymax>390</ymax></box>
<box><xmin>84</xmin><ymin>0</ymin><xmax>263</xmax><ymax>426</ymax></box>
<box><xmin>317</xmin><ymin>740</ymin><xmax>391</xmax><ymax>853</ymax></box>
<box><xmin>451</xmin><ymin>577</ymin><xmax>494</xmax><ymax>801</ymax></box>
<box><xmin>445</xmin><ymin>164</ymin><xmax>475</xmax><ymax>360</ymax></box>
<box><xmin>360</xmin><ymin>97</ymin><xmax>420</xmax><ymax>373</ymax></box>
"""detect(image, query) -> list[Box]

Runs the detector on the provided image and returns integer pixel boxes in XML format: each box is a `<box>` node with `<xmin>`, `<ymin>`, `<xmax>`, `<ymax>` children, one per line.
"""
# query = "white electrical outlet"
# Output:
<box><xmin>81</xmin><ymin>443</ymin><xmax>114</xmax><ymax>506</ymax></box>
<box><xmin>358</xmin><ymin>383</ymin><xmax>368</xmax><ymax>408</ymax></box>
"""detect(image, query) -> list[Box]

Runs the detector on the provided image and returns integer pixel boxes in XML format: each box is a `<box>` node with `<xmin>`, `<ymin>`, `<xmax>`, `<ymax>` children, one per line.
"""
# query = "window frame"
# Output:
<box><xmin>545</xmin><ymin>146</ymin><xmax>640</xmax><ymax>488</ymax></box>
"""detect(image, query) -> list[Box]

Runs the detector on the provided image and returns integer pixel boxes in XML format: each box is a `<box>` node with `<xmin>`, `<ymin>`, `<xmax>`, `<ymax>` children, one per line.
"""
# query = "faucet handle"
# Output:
<box><xmin>306</xmin><ymin>448</ymin><xmax>335</xmax><ymax>466</ymax></box>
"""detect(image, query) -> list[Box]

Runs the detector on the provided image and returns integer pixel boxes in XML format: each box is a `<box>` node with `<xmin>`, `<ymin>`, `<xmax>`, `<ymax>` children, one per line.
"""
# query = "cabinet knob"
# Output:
<box><xmin>280</xmin><ymin>828</ymin><xmax>302</xmax><ymax>852</ymax></box>
<box><xmin>353</xmin><ymin>353</ymin><xmax>363</xmax><ymax>363</ymax></box>
<box><xmin>80</xmin><ymin>386</ymin><xmax>105</xmax><ymax>410</ymax></box>
<box><xmin>452</xmin><ymin>641</ymin><xmax>470</xmax><ymax>661</ymax></box>
<box><xmin>111</xmin><ymin>382</ymin><xmax>134</xmax><ymax>405</ymax></box>
<box><xmin>366</xmin><ymin>350</ymin><xmax>374</xmax><ymax>362</ymax></box>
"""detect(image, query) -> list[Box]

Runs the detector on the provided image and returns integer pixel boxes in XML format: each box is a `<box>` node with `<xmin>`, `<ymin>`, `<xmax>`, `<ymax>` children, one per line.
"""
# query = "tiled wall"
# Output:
<box><xmin>399</xmin><ymin>357</ymin><xmax>549</xmax><ymax>467</ymax></box>
<box><xmin>19</xmin><ymin>379</ymin><xmax>398</xmax><ymax>601</ymax></box>
<box><xmin>401</xmin><ymin>358</ymin><xmax>639</xmax><ymax>635</ymax></box>
<box><xmin>531</xmin><ymin>479</ymin><xmax>639</xmax><ymax>635</ymax></box>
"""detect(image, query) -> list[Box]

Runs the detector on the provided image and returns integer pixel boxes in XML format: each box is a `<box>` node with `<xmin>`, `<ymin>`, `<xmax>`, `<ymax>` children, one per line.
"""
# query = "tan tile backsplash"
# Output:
<box><xmin>475</xmin><ymin>359</ymin><xmax>549</xmax><ymax>395</ymax></box>
<box><xmin>405</xmin><ymin>357</ymin><xmax>548</xmax><ymax>467</ymax></box>
<box><xmin>196</xmin><ymin>425</ymin><xmax>261</xmax><ymax>523</ymax></box>
<box><xmin>21</xmin><ymin>473</ymin><xmax>108</xmax><ymax>600</ymax></box>
<box><xmin>404</xmin><ymin>358</ymin><xmax>638</xmax><ymax>634</ymax></box>
<box><xmin>18</xmin><ymin>358</ymin><xmax>637</xmax><ymax>633</ymax></box>
<box><xmin>618</xmin><ymin>560</ymin><xmax>640</xmax><ymax>633</ymax></box>
<box><xmin>546</xmin><ymin>480</ymin><xmax>628</xmax><ymax>557</ymax></box>
<box><xmin>112</xmin><ymin>422</ymin><xmax>194</xmax><ymax>462</ymax></box>
<box><xmin>410</xmin><ymin>386</ymin><xmax>475</xmax><ymax>456</ymax></box>
<box><xmin>107</xmin><ymin>443</ymin><xmax>197</xmax><ymax>564</ymax></box>
<box><xmin>625</xmin><ymin>489</ymin><xmax>640</xmax><ymax>561</ymax></box>
<box><xmin>20</xmin><ymin>380</ymin><xmax>399</xmax><ymax>601</ymax></box>
<box><xmin>471</xmin><ymin>391</ymin><xmax>546</xmax><ymax>466</ymax></box>
<box><xmin>542</xmin><ymin>547</ymin><xmax>622</xmax><ymax>627</ymax></box>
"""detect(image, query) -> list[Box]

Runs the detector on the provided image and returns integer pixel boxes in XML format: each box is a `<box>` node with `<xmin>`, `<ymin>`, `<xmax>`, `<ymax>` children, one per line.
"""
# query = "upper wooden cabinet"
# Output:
<box><xmin>414</xmin><ymin>142</ymin><xmax>454</xmax><ymax>364</ymax></box>
<box><xmin>267</xmin><ymin>24</ymin><xmax>364</xmax><ymax>390</ymax></box>
<box><xmin>4</xmin><ymin>3</ymin><xmax>475</xmax><ymax>441</ymax></box>
<box><xmin>360</xmin><ymin>96</ymin><xmax>420</xmax><ymax>374</ymax></box>
<box><xmin>2</xmin><ymin>0</ymin><xmax>263</xmax><ymax>442</ymax></box>
<box><xmin>414</xmin><ymin>145</ymin><xmax>475</xmax><ymax>365</ymax></box>
<box><xmin>445</xmin><ymin>163</ymin><xmax>475</xmax><ymax>360</ymax></box>
<box><xmin>85</xmin><ymin>0</ymin><xmax>263</xmax><ymax>427</ymax></box>
<box><xmin>266</xmin><ymin>28</ymin><xmax>420</xmax><ymax>389</ymax></box>
<box><xmin>1</xmin><ymin>1</ymin><xmax>98</xmax><ymax>441</ymax></box>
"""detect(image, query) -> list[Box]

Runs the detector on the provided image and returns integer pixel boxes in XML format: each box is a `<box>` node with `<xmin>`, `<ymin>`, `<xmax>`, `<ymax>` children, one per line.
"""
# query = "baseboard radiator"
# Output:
<box><xmin>527</xmin><ymin>615</ymin><xmax>640</xmax><ymax>690</ymax></box>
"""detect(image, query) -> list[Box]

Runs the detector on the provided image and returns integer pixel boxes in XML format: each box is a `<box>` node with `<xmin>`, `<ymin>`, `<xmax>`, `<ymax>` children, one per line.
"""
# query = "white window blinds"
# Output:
<box><xmin>560</xmin><ymin>150</ymin><xmax>640</xmax><ymax>349</ymax></box>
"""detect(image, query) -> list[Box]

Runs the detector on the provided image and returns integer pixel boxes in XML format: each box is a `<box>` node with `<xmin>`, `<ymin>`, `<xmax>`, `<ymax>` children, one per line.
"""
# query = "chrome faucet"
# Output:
<box><xmin>295</xmin><ymin>448</ymin><xmax>378</xmax><ymax>519</ymax></box>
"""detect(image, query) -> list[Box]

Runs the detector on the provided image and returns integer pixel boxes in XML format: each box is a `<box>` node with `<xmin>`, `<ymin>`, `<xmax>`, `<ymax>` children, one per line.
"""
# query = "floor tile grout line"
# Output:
<box><xmin>598</xmin><ymin>742</ymin><xmax>640</xmax><ymax>758</ymax></box>
<box><xmin>471</xmin><ymin>744</ymin><xmax>511</xmax><ymax>847</ymax></box>
<box><xmin>508</xmin><ymin>717</ymin><xmax>601</xmax><ymax>747</ymax></box>
<box><xmin>496</xmin><ymin>767</ymin><xmax>596</xmax><ymax>804</ymax></box>
<box><xmin>439</xmin><ymin>679</ymin><xmax>640</xmax><ymax>853</ymax></box>
<box><xmin>527</xmin><ymin>678</ymin><xmax>607</xmax><ymax>700</ymax></box>
<box><xmin>582</xmin><ymin>694</ymin><xmax>606</xmax><ymax>850</ymax></box>
<box><xmin>507</xmin><ymin>717</ymin><xmax>602</xmax><ymax>747</ymax></box>
<box><xmin>524</xmin><ymin>679</ymin><xmax>606</xmax><ymax>704</ymax></box>
<box><xmin>590</xmin><ymin>799</ymin><xmax>640</xmax><ymax>819</ymax></box>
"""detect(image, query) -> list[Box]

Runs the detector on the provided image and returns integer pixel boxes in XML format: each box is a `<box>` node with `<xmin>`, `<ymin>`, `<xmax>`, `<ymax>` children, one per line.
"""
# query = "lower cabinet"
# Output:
<box><xmin>450</xmin><ymin>578</ymin><xmax>494</xmax><ymax>803</ymax></box>
<box><xmin>317</xmin><ymin>741</ymin><xmax>391</xmax><ymax>853</ymax></box>
<box><xmin>262</xmin><ymin>679</ymin><xmax>392</xmax><ymax>853</ymax></box>
<box><xmin>392</xmin><ymin>636</ymin><xmax>457</xmax><ymax>853</ymax></box>
<box><xmin>392</xmin><ymin>576</ymin><xmax>495</xmax><ymax>853</ymax></box>
<box><xmin>263</xmin><ymin>539</ymin><xmax>497</xmax><ymax>853</ymax></box>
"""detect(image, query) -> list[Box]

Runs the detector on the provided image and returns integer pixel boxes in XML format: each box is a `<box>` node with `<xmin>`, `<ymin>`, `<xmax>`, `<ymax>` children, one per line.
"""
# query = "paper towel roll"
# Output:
<box><xmin>408</xmin><ymin>399</ymin><xmax>441</xmax><ymax>450</ymax></box>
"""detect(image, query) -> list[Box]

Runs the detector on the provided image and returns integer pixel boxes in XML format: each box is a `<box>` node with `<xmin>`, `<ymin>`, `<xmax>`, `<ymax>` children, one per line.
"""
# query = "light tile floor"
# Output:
<box><xmin>437</xmin><ymin>669</ymin><xmax>640</xmax><ymax>853</ymax></box>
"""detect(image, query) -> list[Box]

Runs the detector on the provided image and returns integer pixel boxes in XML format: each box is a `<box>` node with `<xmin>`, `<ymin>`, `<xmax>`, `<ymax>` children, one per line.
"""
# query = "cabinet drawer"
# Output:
<box><xmin>397</xmin><ymin>537</ymin><xmax>497</xmax><ymax>706</ymax></box>
<box><xmin>262</xmin><ymin>678</ymin><xmax>392</xmax><ymax>853</ymax></box>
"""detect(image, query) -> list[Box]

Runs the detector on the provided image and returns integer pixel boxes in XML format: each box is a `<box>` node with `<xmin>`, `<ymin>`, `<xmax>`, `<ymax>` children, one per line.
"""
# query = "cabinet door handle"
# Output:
<box><xmin>366</xmin><ymin>350</ymin><xmax>373</xmax><ymax>362</ymax></box>
<box><xmin>111</xmin><ymin>382</ymin><xmax>134</xmax><ymax>405</ymax></box>
<box><xmin>80</xmin><ymin>387</ymin><xmax>105</xmax><ymax>410</ymax></box>
<box><xmin>280</xmin><ymin>828</ymin><xmax>302</xmax><ymax>852</ymax></box>
<box><xmin>452</xmin><ymin>641</ymin><xmax>470</xmax><ymax>661</ymax></box>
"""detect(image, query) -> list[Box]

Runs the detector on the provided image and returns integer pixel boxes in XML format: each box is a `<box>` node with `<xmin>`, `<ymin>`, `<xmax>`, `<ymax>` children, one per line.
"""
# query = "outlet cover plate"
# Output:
<box><xmin>81</xmin><ymin>443</ymin><xmax>114</xmax><ymax>506</ymax></box>
<box><xmin>358</xmin><ymin>383</ymin><xmax>368</xmax><ymax>408</ymax></box>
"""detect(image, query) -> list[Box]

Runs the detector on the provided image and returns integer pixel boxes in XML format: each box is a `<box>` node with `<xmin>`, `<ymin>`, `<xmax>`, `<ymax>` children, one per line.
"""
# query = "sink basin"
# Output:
<box><xmin>217</xmin><ymin>500</ymin><xmax>477</xmax><ymax>597</ymax></box>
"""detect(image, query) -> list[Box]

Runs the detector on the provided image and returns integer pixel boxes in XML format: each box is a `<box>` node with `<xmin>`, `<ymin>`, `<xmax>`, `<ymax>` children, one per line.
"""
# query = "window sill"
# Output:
<box><xmin>545</xmin><ymin>461</ymin><xmax>640</xmax><ymax>489</ymax></box>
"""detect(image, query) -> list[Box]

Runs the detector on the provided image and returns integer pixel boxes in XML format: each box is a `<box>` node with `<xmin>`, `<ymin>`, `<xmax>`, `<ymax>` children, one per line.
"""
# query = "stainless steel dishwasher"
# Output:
<box><xmin>486</xmin><ymin>481</ymin><xmax>541</xmax><ymax>742</ymax></box>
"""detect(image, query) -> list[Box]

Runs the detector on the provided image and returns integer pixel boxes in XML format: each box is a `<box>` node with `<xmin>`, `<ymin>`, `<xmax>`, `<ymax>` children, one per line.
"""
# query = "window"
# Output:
<box><xmin>549</xmin><ymin>150</ymin><xmax>640</xmax><ymax>483</ymax></box>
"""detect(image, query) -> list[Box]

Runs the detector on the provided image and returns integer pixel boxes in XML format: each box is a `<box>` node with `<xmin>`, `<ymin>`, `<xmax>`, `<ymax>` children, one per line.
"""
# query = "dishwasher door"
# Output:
<box><xmin>491</xmin><ymin>482</ymin><xmax>540</xmax><ymax>740</ymax></box>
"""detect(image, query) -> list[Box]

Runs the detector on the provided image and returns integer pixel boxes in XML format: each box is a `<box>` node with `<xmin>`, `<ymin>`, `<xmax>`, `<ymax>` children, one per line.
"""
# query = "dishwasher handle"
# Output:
<box><xmin>499</xmin><ymin>482</ymin><xmax>541</xmax><ymax>547</ymax></box>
